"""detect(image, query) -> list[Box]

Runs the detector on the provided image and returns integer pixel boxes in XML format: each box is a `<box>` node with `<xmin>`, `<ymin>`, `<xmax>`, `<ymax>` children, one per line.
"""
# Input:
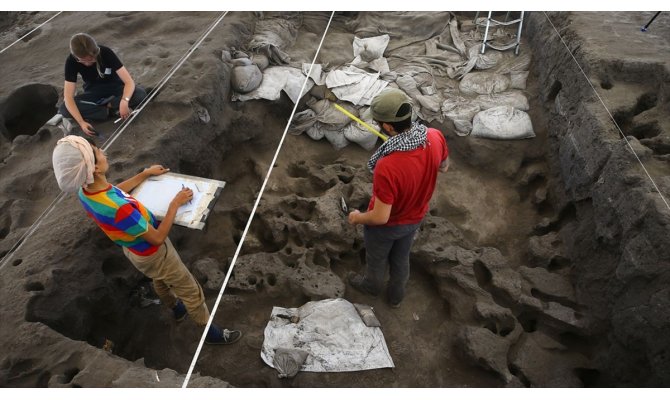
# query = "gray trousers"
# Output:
<box><xmin>360</xmin><ymin>222</ymin><xmax>421</xmax><ymax>304</ymax></box>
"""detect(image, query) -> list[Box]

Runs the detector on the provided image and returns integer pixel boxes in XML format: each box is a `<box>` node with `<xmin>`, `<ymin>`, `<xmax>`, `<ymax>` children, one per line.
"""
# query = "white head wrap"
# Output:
<box><xmin>52</xmin><ymin>135</ymin><xmax>96</xmax><ymax>192</ymax></box>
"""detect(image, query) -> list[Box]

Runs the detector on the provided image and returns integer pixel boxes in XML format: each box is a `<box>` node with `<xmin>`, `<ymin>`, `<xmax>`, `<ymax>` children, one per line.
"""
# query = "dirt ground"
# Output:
<box><xmin>0</xmin><ymin>11</ymin><xmax>669</xmax><ymax>389</ymax></box>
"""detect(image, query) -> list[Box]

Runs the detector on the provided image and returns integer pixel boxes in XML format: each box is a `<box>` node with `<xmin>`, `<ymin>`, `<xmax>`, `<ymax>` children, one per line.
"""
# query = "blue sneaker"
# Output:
<box><xmin>205</xmin><ymin>324</ymin><xmax>242</xmax><ymax>345</ymax></box>
<box><xmin>172</xmin><ymin>300</ymin><xmax>187</xmax><ymax>322</ymax></box>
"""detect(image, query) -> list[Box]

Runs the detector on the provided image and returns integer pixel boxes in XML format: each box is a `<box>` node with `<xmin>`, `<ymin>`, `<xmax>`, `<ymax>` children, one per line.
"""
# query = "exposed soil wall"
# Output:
<box><xmin>526</xmin><ymin>12</ymin><xmax>670</xmax><ymax>386</ymax></box>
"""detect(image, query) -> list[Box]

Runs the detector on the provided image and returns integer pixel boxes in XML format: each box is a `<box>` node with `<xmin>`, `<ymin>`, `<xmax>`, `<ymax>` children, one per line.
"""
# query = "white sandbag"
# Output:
<box><xmin>306</xmin><ymin>123</ymin><xmax>325</xmax><ymax>140</ymax></box>
<box><xmin>416</xmin><ymin>94</ymin><xmax>442</xmax><ymax>113</ymax></box>
<box><xmin>471</xmin><ymin>106</ymin><xmax>535</xmax><ymax>140</ymax></box>
<box><xmin>353</xmin><ymin>35</ymin><xmax>390</xmax><ymax>62</ymax></box>
<box><xmin>494</xmin><ymin>53</ymin><xmax>531</xmax><ymax>74</ymax></box>
<box><xmin>442</xmin><ymin>96</ymin><xmax>480</xmax><ymax>121</ymax></box>
<box><xmin>510</xmin><ymin>71</ymin><xmax>529</xmax><ymax>90</ymax></box>
<box><xmin>395</xmin><ymin>75</ymin><xmax>421</xmax><ymax>98</ymax></box>
<box><xmin>474</xmin><ymin>91</ymin><xmax>529</xmax><ymax>111</ymax></box>
<box><xmin>231</xmin><ymin>64</ymin><xmax>263</xmax><ymax>93</ymax></box>
<box><xmin>232</xmin><ymin>58</ymin><xmax>252</xmax><ymax>66</ymax></box>
<box><xmin>288</xmin><ymin>109</ymin><xmax>317</xmax><ymax>136</ymax></box>
<box><xmin>453</xmin><ymin>119</ymin><xmax>473</xmax><ymax>136</ymax></box>
<box><xmin>309</xmin><ymin>99</ymin><xmax>356</xmax><ymax>129</ymax></box>
<box><xmin>324</xmin><ymin>127</ymin><xmax>350</xmax><ymax>150</ymax></box>
<box><xmin>251</xmin><ymin>54</ymin><xmax>270</xmax><ymax>71</ymax></box>
<box><xmin>459</xmin><ymin>72</ymin><xmax>510</xmax><ymax>95</ymax></box>
<box><xmin>343</xmin><ymin>108</ymin><xmax>379</xmax><ymax>151</ymax></box>
<box><xmin>468</xmin><ymin>44</ymin><xmax>503</xmax><ymax>70</ymax></box>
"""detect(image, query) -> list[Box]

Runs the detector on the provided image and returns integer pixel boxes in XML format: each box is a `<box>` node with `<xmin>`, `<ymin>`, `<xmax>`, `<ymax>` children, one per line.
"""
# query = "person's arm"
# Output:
<box><xmin>439</xmin><ymin>157</ymin><xmax>449</xmax><ymax>173</ymax></box>
<box><xmin>63</xmin><ymin>81</ymin><xmax>96</xmax><ymax>136</ymax></box>
<box><xmin>116</xmin><ymin>66</ymin><xmax>136</xmax><ymax>119</ymax></box>
<box><xmin>116</xmin><ymin>165</ymin><xmax>169</xmax><ymax>193</ymax></box>
<box><xmin>140</xmin><ymin>188</ymin><xmax>192</xmax><ymax>246</ymax></box>
<box><xmin>348</xmin><ymin>198</ymin><xmax>392</xmax><ymax>226</ymax></box>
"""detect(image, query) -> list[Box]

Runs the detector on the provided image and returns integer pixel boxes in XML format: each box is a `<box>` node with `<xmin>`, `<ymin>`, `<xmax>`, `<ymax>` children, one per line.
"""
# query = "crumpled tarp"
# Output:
<box><xmin>261</xmin><ymin>298</ymin><xmax>395</xmax><ymax>373</ymax></box>
<box><xmin>248</xmin><ymin>12</ymin><xmax>302</xmax><ymax>65</ymax></box>
<box><xmin>325</xmin><ymin>65</ymin><xmax>389</xmax><ymax>106</ymax></box>
<box><xmin>231</xmin><ymin>66</ymin><xmax>313</xmax><ymax>104</ymax></box>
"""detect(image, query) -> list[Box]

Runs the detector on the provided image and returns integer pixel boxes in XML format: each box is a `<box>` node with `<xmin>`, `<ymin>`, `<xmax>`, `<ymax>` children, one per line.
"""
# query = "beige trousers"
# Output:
<box><xmin>123</xmin><ymin>238</ymin><xmax>210</xmax><ymax>326</ymax></box>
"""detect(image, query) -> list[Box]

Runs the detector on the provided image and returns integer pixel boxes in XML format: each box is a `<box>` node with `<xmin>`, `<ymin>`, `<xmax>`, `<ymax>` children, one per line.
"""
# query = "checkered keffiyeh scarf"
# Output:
<box><xmin>367</xmin><ymin>122</ymin><xmax>428</xmax><ymax>171</ymax></box>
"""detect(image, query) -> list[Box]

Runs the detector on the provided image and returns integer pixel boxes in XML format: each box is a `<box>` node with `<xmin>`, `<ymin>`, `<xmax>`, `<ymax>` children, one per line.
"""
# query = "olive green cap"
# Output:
<box><xmin>370</xmin><ymin>88</ymin><xmax>412</xmax><ymax>122</ymax></box>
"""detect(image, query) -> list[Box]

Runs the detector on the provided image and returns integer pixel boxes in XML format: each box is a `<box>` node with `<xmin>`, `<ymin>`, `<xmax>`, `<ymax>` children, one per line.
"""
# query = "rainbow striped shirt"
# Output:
<box><xmin>79</xmin><ymin>184</ymin><xmax>160</xmax><ymax>256</ymax></box>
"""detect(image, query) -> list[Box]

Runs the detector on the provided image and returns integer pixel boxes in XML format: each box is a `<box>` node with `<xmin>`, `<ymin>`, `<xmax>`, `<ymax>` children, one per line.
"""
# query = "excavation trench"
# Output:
<box><xmin>2</xmin><ymin>11</ymin><xmax>669</xmax><ymax>388</ymax></box>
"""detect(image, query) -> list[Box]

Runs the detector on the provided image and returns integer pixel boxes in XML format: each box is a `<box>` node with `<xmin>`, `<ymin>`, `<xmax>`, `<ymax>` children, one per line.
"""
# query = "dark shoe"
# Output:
<box><xmin>389</xmin><ymin>302</ymin><xmax>401</xmax><ymax>309</ymax></box>
<box><xmin>205</xmin><ymin>325</ymin><xmax>242</xmax><ymax>345</ymax></box>
<box><xmin>347</xmin><ymin>272</ymin><xmax>378</xmax><ymax>297</ymax></box>
<box><xmin>172</xmin><ymin>300</ymin><xmax>187</xmax><ymax>322</ymax></box>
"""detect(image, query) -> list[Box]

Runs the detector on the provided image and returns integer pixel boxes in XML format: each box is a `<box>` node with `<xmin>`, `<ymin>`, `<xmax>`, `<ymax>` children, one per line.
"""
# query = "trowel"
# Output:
<box><xmin>340</xmin><ymin>196</ymin><xmax>348</xmax><ymax>215</ymax></box>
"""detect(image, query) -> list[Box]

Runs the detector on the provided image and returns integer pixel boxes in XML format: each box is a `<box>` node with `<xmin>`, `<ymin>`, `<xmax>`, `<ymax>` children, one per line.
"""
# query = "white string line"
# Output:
<box><xmin>0</xmin><ymin>12</ymin><xmax>227</xmax><ymax>270</ymax></box>
<box><xmin>543</xmin><ymin>12</ymin><xmax>670</xmax><ymax>211</ymax></box>
<box><xmin>0</xmin><ymin>11</ymin><xmax>63</xmax><ymax>55</ymax></box>
<box><xmin>102</xmin><ymin>11</ymin><xmax>228</xmax><ymax>151</ymax></box>
<box><xmin>182</xmin><ymin>11</ymin><xmax>336</xmax><ymax>388</ymax></box>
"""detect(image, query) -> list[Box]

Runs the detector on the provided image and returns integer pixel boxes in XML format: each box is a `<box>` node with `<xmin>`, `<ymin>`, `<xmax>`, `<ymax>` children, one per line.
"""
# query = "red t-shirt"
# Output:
<box><xmin>368</xmin><ymin>128</ymin><xmax>448</xmax><ymax>226</ymax></box>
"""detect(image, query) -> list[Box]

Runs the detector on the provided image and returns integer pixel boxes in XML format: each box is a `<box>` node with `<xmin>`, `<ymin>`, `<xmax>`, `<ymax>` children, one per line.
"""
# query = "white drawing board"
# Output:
<box><xmin>131</xmin><ymin>172</ymin><xmax>225</xmax><ymax>230</ymax></box>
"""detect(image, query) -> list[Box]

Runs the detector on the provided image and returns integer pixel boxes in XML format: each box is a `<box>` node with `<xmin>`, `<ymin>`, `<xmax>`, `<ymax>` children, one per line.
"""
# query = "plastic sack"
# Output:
<box><xmin>306</xmin><ymin>124</ymin><xmax>325</xmax><ymax>140</ymax></box>
<box><xmin>459</xmin><ymin>72</ymin><xmax>510</xmax><ymax>95</ymax></box>
<box><xmin>510</xmin><ymin>71</ymin><xmax>529</xmax><ymax>90</ymax></box>
<box><xmin>324</xmin><ymin>127</ymin><xmax>350</xmax><ymax>150</ymax></box>
<box><xmin>442</xmin><ymin>96</ymin><xmax>481</xmax><ymax>121</ymax></box>
<box><xmin>231</xmin><ymin>64</ymin><xmax>263</xmax><ymax>93</ymax></box>
<box><xmin>468</xmin><ymin>44</ymin><xmax>503</xmax><ymax>70</ymax></box>
<box><xmin>353</xmin><ymin>34</ymin><xmax>390</xmax><ymax>62</ymax></box>
<box><xmin>471</xmin><ymin>106</ymin><xmax>535</xmax><ymax>140</ymax></box>
<box><xmin>309</xmin><ymin>99</ymin><xmax>356</xmax><ymax>129</ymax></box>
<box><xmin>273</xmin><ymin>347</ymin><xmax>309</xmax><ymax>379</ymax></box>
<box><xmin>343</xmin><ymin>108</ymin><xmax>380</xmax><ymax>150</ymax></box>
<box><xmin>494</xmin><ymin>53</ymin><xmax>531</xmax><ymax>74</ymax></box>
<box><xmin>475</xmin><ymin>91</ymin><xmax>529</xmax><ymax>111</ymax></box>
<box><xmin>288</xmin><ymin>109</ymin><xmax>317</xmax><ymax>136</ymax></box>
<box><xmin>353</xmin><ymin>303</ymin><xmax>381</xmax><ymax>327</ymax></box>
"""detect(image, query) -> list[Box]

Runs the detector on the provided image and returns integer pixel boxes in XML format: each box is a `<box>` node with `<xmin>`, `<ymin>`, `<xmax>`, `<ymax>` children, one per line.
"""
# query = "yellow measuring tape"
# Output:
<box><xmin>333</xmin><ymin>103</ymin><xmax>388</xmax><ymax>142</ymax></box>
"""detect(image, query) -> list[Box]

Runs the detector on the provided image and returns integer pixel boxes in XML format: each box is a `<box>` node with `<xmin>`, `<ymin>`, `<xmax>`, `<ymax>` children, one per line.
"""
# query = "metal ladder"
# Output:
<box><xmin>474</xmin><ymin>11</ymin><xmax>525</xmax><ymax>55</ymax></box>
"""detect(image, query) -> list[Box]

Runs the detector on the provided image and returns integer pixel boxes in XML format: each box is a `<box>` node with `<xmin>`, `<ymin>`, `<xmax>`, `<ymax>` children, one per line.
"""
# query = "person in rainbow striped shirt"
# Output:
<box><xmin>52</xmin><ymin>135</ymin><xmax>241</xmax><ymax>345</ymax></box>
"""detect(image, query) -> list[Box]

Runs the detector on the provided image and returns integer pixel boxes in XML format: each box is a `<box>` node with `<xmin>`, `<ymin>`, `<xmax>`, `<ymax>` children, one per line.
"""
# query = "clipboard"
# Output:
<box><xmin>130</xmin><ymin>172</ymin><xmax>226</xmax><ymax>230</ymax></box>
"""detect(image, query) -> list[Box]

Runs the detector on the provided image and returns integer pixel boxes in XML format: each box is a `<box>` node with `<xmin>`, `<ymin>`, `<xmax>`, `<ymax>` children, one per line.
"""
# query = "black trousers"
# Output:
<box><xmin>59</xmin><ymin>81</ymin><xmax>147</xmax><ymax>121</ymax></box>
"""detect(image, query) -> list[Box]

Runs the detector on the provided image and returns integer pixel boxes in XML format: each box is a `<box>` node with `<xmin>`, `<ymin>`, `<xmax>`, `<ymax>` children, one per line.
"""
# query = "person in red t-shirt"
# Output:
<box><xmin>347</xmin><ymin>88</ymin><xmax>449</xmax><ymax>308</ymax></box>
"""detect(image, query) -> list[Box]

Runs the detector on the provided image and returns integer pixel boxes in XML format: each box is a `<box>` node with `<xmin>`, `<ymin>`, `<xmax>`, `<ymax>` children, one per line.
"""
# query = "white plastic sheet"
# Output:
<box><xmin>261</xmin><ymin>298</ymin><xmax>395</xmax><ymax>373</ymax></box>
<box><xmin>231</xmin><ymin>66</ymin><xmax>313</xmax><ymax>104</ymax></box>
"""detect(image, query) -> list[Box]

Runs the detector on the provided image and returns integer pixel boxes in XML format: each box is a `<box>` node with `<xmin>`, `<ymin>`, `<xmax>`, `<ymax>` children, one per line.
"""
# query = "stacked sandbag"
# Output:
<box><xmin>230</xmin><ymin>57</ymin><xmax>263</xmax><ymax>94</ymax></box>
<box><xmin>471</xmin><ymin>106</ymin><xmax>535</xmax><ymax>139</ymax></box>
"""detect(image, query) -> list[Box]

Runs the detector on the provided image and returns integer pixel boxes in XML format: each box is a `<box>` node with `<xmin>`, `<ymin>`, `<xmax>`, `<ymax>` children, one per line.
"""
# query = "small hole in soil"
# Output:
<box><xmin>58</xmin><ymin>368</ymin><xmax>80</xmax><ymax>384</ymax></box>
<box><xmin>600</xmin><ymin>80</ymin><xmax>613</xmax><ymax>90</ymax></box>
<box><xmin>267</xmin><ymin>274</ymin><xmax>277</xmax><ymax>286</ymax></box>
<box><xmin>247</xmin><ymin>275</ymin><xmax>257</xmax><ymax>285</ymax></box>
<box><xmin>548</xmin><ymin>80</ymin><xmax>562</xmax><ymax>101</ymax></box>
<box><xmin>25</xmin><ymin>281</ymin><xmax>45</xmax><ymax>292</ymax></box>
<box><xmin>2</xmin><ymin>83</ymin><xmax>58</xmax><ymax>141</ymax></box>
<box><xmin>517</xmin><ymin>312</ymin><xmax>538</xmax><ymax>332</ymax></box>
<box><xmin>13</xmin><ymin>258</ymin><xmax>22</xmax><ymax>266</ymax></box>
